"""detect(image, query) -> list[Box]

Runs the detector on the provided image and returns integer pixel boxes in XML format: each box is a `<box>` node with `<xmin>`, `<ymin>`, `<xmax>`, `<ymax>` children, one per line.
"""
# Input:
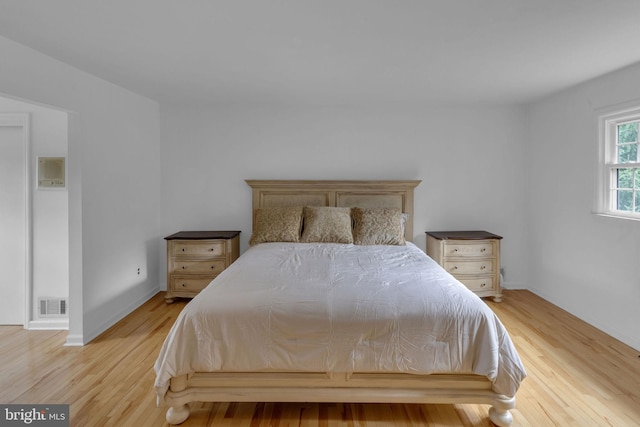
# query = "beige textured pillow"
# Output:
<box><xmin>352</xmin><ymin>207</ymin><xmax>405</xmax><ymax>245</ymax></box>
<box><xmin>300</xmin><ymin>206</ymin><xmax>354</xmax><ymax>243</ymax></box>
<box><xmin>249</xmin><ymin>206</ymin><xmax>303</xmax><ymax>245</ymax></box>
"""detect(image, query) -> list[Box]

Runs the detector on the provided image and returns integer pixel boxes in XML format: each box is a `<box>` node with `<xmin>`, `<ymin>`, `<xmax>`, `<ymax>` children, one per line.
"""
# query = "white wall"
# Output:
<box><xmin>160</xmin><ymin>104</ymin><xmax>528</xmax><ymax>289</ymax></box>
<box><xmin>0</xmin><ymin>96</ymin><xmax>68</xmax><ymax>326</ymax></box>
<box><xmin>527</xmin><ymin>62</ymin><xmax>640</xmax><ymax>351</ymax></box>
<box><xmin>0</xmin><ymin>35</ymin><xmax>162</xmax><ymax>344</ymax></box>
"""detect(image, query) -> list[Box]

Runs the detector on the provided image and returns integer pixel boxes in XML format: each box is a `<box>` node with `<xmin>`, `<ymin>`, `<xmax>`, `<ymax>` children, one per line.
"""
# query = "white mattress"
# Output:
<box><xmin>154</xmin><ymin>242</ymin><xmax>526</xmax><ymax>401</ymax></box>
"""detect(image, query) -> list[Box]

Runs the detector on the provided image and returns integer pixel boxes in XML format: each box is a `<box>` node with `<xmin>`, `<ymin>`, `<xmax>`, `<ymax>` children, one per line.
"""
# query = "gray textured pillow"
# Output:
<box><xmin>249</xmin><ymin>206</ymin><xmax>303</xmax><ymax>245</ymax></box>
<box><xmin>352</xmin><ymin>207</ymin><xmax>405</xmax><ymax>245</ymax></box>
<box><xmin>300</xmin><ymin>206</ymin><xmax>353</xmax><ymax>243</ymax></box>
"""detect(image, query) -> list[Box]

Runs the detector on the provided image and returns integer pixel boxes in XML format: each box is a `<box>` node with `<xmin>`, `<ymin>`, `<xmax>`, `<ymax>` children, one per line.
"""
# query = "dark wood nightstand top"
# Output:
<box><xmin>425</xmin><ymin>230</ymin><xmax>502</xmax><ymax>240</ymax></box>
<box><xmin>164</xmin><ymin>231</ymin><xmax>241</xmax><ymax>240</ymax></box>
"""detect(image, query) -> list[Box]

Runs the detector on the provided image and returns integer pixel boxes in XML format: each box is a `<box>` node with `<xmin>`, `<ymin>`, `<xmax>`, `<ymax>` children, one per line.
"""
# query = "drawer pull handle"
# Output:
<box><xmin>453</xmin><ymin>266</ymin><xmax>458</xmax><ymax>270</ymax></box>
<box><xmin>481</xmin><ymin>248</ymin><xmax>486</xmax><ymax>252</ymax></box>
<box><xmin>211</xmin><ymin>266</ymin><xmax>215</xmax><ymax>269</ymax></box>
<box><xmin>209</xmin><ymin>248</ymin><xmax>214</xmax><ymax>251</ymax></box>
<box><xmin>481</xmin><ymin>283</ymin><xmax>486</xmax><ymax>287</ymax></box>
<box><xmin>182</xmin><ymin>248</ymin><xmax>186</xmax><ymax>252</ymax></box>
<box><xmin>181</xmin><ymin>283</ymin><xmax>186</xmax><ymax>287</ymax></box>
<box><xmin>454</xmin><ymin>248</ymin><xmax>458</xmax><ymax>252</ymax></box>
<box><xmin>480</xmin><ymin>265</ymin><xmax>486</xmax><ymax>270</ymax></box>
<box><xmin>182</xmin><ymin>266</ymin><xmax>186</xmax><ymax>269</ymax></box>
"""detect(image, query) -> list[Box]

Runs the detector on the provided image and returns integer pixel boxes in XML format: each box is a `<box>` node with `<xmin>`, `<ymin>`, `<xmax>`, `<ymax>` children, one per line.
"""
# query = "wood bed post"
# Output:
<box><xmin>489</xmin><ymin>396</ymin><xmax>516</xmax><ymax>427</ymax></box>
<box><xmin>166</xmin><ymin>375</ymin><xmax>190</xmax><ymax>424</ymax></box>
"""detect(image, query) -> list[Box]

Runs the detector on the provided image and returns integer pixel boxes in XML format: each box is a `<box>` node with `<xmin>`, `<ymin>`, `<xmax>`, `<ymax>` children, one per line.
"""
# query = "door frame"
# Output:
<box><xmin>0</xmin><ymin>113</ymin><xmax>31</xmax><ymax>327</ymax></box>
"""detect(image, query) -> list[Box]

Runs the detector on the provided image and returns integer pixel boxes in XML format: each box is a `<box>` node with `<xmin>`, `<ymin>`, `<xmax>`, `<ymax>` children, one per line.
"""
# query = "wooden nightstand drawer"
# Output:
<box><xmin>170</xmin><ymin>276</ymin><xmax>214</xmax><ymax>293</ymax></box>
<box><xmin>443</xmin><ymin>259</ymin><xmax>495</xmax><ymax>275</ymax></box>
<box><xmin>172</xmin><ymin>240</ymin><xmax>226</xmax><ymax>257</ymax></box>
<box><xmin>443</xmin><ymin>241</ymin><xmax>495</xmax><ymax>257</ymax></box>
<box><xmin>171</xmin><ymin>259</ymin><xmax>226</xmax><ymax>275</ymax></box>
<box><xmin>458</xmin><ymin>276</ymin><xmax>497</xmax><ymax>292</ymax></box>
<box><xmin>165</xmin><ymin>231</ymin><xmax>240</xmax><ymax>303</ymax></box>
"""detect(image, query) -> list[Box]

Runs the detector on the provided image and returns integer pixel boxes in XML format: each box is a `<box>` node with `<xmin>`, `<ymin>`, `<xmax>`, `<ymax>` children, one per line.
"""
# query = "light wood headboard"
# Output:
<box><xmin>245</xmin><ymin>180</ymin><xmax>421</xmax><ymax>242</ymax></box>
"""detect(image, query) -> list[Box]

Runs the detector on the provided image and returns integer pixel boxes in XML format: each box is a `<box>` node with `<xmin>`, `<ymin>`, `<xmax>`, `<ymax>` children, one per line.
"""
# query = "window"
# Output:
<box><xmin>598</xmin><ymin>106</ymin><xmax>640</xmax><ymax>219</ymax></box>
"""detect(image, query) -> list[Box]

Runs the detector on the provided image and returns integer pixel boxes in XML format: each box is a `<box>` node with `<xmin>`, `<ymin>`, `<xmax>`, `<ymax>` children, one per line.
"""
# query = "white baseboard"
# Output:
<box><xmin>81</xmin><ymin>286</ymin><xmax>160</xmax><ymax>345</ymax></box>
<box><xmin>28</xmin><ymin>319</ymin><xmax>69</xmax><ymax>330</ymax></box>
<box><xmin>64</xmin><ymin>334</ymin><xmax>84</xmax><ymax>347</ymax></box>
<box><xmin>502</xmin><ymin>280</ymin><xmax>525</xmax><ymax>290</ymax></box>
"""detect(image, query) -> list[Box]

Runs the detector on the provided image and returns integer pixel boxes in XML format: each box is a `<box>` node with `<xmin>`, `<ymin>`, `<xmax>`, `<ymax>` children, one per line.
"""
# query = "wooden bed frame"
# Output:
<box><xmin>162</xmin><ymin>180</ymin><xmax>516</xmax><ymax>426</ymax></box>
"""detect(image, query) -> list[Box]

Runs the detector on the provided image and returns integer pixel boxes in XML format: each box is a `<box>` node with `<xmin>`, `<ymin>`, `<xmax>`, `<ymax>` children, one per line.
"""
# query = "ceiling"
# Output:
<box><xmin>2</xmin><ymin>0</ymin><xmax>640</xmax><ymax>107</ymax></box>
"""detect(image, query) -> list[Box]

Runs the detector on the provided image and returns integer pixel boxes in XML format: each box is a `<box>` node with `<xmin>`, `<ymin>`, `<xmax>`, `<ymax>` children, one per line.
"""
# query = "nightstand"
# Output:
<box><xmin>164</xmin><ymin>231</ymin><xmax>240</xmax><ymax>303</ymax></box>
<box><xmin>426</xmin><ymin>230</ymin><xmax>503</xmax><ymax>302</ymax></box>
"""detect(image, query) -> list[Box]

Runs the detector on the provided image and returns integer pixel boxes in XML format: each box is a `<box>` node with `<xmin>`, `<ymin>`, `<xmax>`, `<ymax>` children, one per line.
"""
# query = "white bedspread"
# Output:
<box><xmin>154</xmin><ymin>242</ymin><xmax>525</xmax><ymax>401</ymax></box>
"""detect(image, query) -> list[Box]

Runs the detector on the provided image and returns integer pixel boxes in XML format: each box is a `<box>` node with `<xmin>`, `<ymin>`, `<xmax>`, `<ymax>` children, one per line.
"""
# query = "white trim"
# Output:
<box><xmin>592</xmin><ymin>211</ymin><xmax>640</xmax><ymax>222</ymax></box>
<box><xmin>595</xmin><ymin>105</ymin><xmax>640</xmax><ymax>220</ymax></box>
<box><xmin>77</xmin><ymin>287</ymin><xmax>159</xmax><ymax>345</ymax></box>
<box><xmin>529</xmin><ymin>287</ymin><xmax>640</xmax><ymax>352</ymax></box>
<box><xmin>64</xmin><ymin>334</ymin><xmax>84</xmax><ymax>347</ymax></box>
<box><xmin>0</xmin><ymin>113</ymin><xmax>31</xmax><ymax>328</ymax></box>
<box><xmin>28</xmin><ymin>319</ymin><xmax>69</xmax><ymax>330</ymax></box>
<box><xmin>66</xmin><ymin>112</ymin><xmax>83</xmax><ymax>346</ymax></box>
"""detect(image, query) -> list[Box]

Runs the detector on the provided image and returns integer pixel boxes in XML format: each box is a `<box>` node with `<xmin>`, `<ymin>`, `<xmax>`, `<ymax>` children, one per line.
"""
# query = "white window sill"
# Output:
<box><xmin>592</xmin><ymin>211</ymin><xmax>640</xmax><ymax>222</ymax></box>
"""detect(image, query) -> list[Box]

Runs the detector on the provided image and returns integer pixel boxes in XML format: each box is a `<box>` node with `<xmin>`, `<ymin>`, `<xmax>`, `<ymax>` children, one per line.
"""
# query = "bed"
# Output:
<box><xmin>154</xmin><ymin>180</ymin><xmax>526</xmax><ymax>426</ymax></box>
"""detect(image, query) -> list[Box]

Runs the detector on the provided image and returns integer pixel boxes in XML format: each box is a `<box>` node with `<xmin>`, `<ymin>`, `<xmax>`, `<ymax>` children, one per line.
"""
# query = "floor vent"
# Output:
<box><xmin>39</xmin><ymin>298</ymin><xmax>67</xmax><ymax>317</ymax></box>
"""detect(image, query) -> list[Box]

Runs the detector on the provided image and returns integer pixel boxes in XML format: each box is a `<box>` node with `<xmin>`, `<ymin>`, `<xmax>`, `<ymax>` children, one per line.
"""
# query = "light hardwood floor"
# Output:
<box><xmin>1</xmin><ymin>290</ymin><xmax>638</xmax><ymax>426</ymax></box>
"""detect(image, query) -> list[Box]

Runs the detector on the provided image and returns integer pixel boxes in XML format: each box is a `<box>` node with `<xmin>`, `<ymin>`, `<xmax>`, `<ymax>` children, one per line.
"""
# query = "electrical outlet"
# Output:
<box><xmin>137</xmin><ymin>267</ymin><xmax>141</xmax><ymax>275</ymax></box>
<box><xmin>500</xmin><ymin>267</ymin><xmax>505</xmax><ymax>279</ymax></box>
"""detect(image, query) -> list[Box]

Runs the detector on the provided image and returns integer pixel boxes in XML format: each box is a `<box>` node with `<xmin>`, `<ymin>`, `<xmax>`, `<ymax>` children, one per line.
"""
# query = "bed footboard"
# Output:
<box><xmin>164</xmin><ymin>372</ymin><xmax>515</xmax><ymax>426</ymax></box>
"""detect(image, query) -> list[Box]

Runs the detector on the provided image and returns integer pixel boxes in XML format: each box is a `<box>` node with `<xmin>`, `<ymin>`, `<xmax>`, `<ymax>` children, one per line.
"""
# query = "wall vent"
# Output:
<box><xmin>39</xmin><ymin>298</ymin><xmax>67</xmax><ymax>317</ymax></box>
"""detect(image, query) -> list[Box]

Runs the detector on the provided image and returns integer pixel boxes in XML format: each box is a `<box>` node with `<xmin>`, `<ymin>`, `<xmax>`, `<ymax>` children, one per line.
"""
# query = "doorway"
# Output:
<box><xmin>0</xmin><ymin>114</ymin><xmax>30</xmax><ymax>325</ymax></box>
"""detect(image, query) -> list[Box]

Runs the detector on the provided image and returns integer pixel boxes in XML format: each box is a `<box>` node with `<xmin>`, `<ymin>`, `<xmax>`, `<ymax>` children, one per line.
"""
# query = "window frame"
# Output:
<box><xmin>597</xmin><ymin>105</ymin><xmax>640</xmax><ymax>220</ymax></box>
